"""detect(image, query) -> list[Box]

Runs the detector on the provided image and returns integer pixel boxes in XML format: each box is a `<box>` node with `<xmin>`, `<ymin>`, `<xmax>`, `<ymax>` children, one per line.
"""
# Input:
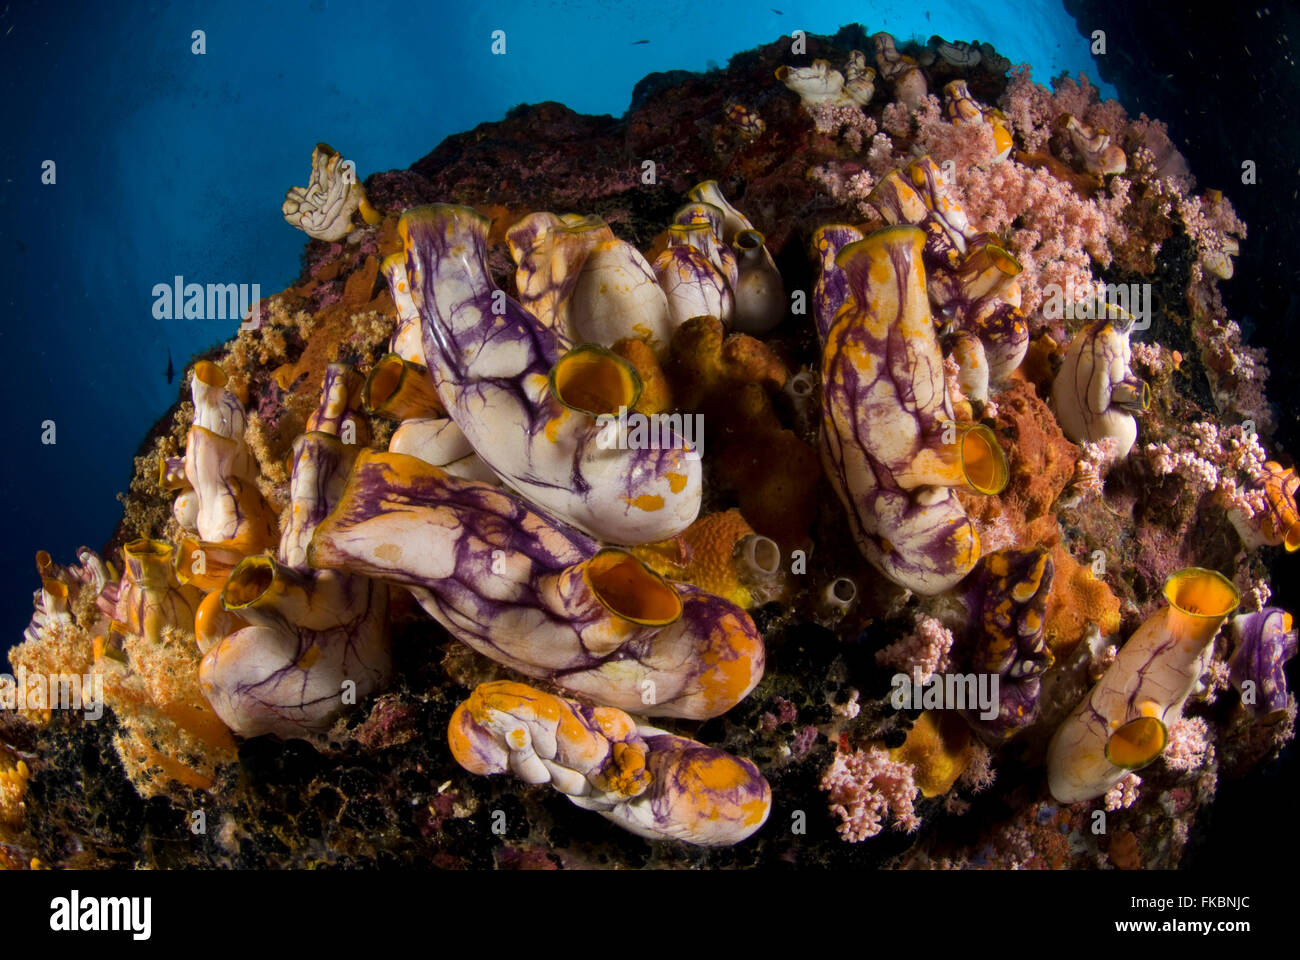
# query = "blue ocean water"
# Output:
<box><xmin>0</xmin><ymin>0</ymin><xmax>1112</xmax><ymax>653</ymax></box>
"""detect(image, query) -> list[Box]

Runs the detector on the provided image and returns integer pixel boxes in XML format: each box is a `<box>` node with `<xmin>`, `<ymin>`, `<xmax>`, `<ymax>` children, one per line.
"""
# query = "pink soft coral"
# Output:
<box><xmin>807</xmin><ymin>163</ymin><xmax>878</xmax><ymax>221</ymax></box>
<box><xmin>875</xmin><ymin>612</ymin><xmax>953</xmax><ymax>682</ymax></box>
<box><xmin>1103</xmin><ymin>772</ymin><xmax>1141</xmax><ymax>811</ymax></box>
<box><xmin>1163</xmin><ymin>716</ymin><xmax>1213</xmax><ymax>772</ymax></box>
<box><xmin>958</xmin><ymin>159</ymin><xmax>1112</xmax><ymax>322</ymax></box>
<box><xmin>999</xmin><ymin>67</ymin><xmax>1130</xmax><ymax>158</ymax></box>
<box><xmin>957</xmin><ymin>740</ymin><xmax>996</xmax><ymax>793</ymax></box>
<box><xmin>1144</xmin><ymin>420</ymin><xmax>1272</xmax><ymax>525</ymax></box>
<box><xmin>821</xmin><ymin>744</ymin><xmax>921</xmax><ymax>841</ymax></box>
<box><xmin>808</xmin><ymin>101</ymin><xmax>877</xmax><ymax>153</ymax></box>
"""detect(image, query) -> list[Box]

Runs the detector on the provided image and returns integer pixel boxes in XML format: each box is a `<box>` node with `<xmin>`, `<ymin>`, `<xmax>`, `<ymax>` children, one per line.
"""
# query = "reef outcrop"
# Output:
<box><xmin>4</xmin><ymin>24</ymin><xmax>1292</xmax><ymax>871</ymax></box>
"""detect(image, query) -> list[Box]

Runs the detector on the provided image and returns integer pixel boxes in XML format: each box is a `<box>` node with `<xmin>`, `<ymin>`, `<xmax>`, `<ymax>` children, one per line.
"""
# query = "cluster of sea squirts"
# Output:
<box><xmin>6</xmin><ymin>30</ymin><xmax>1299</xmax><ymax>865</ymax></box>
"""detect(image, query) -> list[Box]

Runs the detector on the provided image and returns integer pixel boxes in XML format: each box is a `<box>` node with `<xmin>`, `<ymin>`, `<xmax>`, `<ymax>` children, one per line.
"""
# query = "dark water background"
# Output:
<box><xmin>1063</xmin><ymin>0</ymin><xmax>1300</xmax><ymax>868</ymax></box>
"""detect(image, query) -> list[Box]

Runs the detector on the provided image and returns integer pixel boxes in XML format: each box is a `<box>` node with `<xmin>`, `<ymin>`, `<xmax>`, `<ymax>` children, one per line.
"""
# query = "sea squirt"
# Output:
<box><xmin>308</xmin><ymin>449</ymin><xmax>764</xmax><ymax>720</ymax></box>
<box><xmin>400</xmin><ymin>203</ymin><xmax>702</xmax><ymax>545</ymax></box>
<box><xmin>449</xmin><ymin>680</ymin><xmax>771</xmax><ymax>846</ymax></box>
<box><xmin>819</xmin><ymin>224</ymin><xmax>1008</xmax><ymax>595</ymax></box>
<box><xmin>1047</xmin><ymin>568</ymin><xmax>1239</xmax><ymax>803</ymax></box>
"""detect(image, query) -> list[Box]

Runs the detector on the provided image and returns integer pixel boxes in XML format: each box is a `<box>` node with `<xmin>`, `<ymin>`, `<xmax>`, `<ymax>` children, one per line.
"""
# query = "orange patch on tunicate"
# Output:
<box><xmin>604</xmin><ymin>740</ymin><xmax>650</xmax><ymax>797</ymax></box>
<box><xmin>738</xmin><ymin>795</ymin><xmax>770</xmax><ymax>826</ymax></box>
<box><xmin>447</xmin><ymin>702</ymin><xmax>489</xmax><ymax>773</ymax></box>
<box><xmin>374</xmin><ymin>543</ymin><xmax>402</xmax><ymax>564</ymax></box>
<box><xmin>472</xmin><ymin>681</ymin><xmax>598</xmax><ymax>763</ymax></box>
<box><xmin>951</xmin><ymin>520</ymin><xmax>979</xmax><ymax>560</ymax></box>
<box><xmin>376</xmin><ymin>450</ymin><xmax>448</xmax><ymax>487</ymax></box>
<box><xmin>695</xmin><ymin>617</ymin><xmax>761</xmax><ymax>714</ymax></box>
<box><xmin>838</xmin><ymin>338</ymin><xmax>878</xmax><ymax>380</ymax></box>
<box><xmin>626</xmin><ymin>494</ymin><xmax>665</xmax><ymax>512</ymax></box>
<box><xmin>591</xmin><ymin>706</ymin><xmax>638</xmax><ymax>741</ymax></box>
<box><xmin>688</xmin><ymin>754</ymin><xmax>751</xmax><ymax>792</ymax></box>
<box><xmin>545</xmin><ymin>413</ymin><xmax>565</xmax><ymax>444</ymax></box>
<box><xmin>868</xmin><ymin>254</ymin><xmax>893</xmax><ymax>287</ymax></box>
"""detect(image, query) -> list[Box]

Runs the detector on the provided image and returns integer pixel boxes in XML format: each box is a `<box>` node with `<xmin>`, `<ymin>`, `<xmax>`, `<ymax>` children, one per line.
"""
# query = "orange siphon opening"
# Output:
<box><xmin>549</xmin><ymin>345</ymin><xmax>641</xmax><ymax>417</ymax></box>
<box><xmin>365</xmin><ymin>355</ymin><xmax>405</xmax><ymax>411</ymax></box>
<box><xmin>1163</xmin><ymin>567</ymin><xmax>1240</xmax><ymax>618</ymax></box>
<box><xmin>223</xmin><ymin>558</ymin><xmax>275</xmax><ymax>609</ymax></box>
<box><xmin>1105</xmin><ymin>716</ymin><xmax>1168</xmax><ymax>769</ymax></box>
<box><xmin>960</xmin><ymin>425</ymin><xmax>1009</xmax><ymax>495</ymax></box>
<box><xmin>584</xmin><ymin>549</ymin><xmax>682</xmax><ymax>625</ymax></box>
<box><xmin>193</xmin><ymin>361</ymin><xmax>228</xmax><ymax>388</ymax></box>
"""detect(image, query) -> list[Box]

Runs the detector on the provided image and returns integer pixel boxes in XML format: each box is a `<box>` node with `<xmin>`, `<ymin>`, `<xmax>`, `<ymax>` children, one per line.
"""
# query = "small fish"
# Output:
<box><xmin>631</xmin><ymin>39</ymin><xmax>650</xmax><ymax>45</ymax></box>
<box><xmin>771</xmin><ymin>7</ymin><xmax>783</xmax><ymax>13</ymax></box>
<box><xmin>165</xmin><ymin>347</ymin><xmax>175</xmax><ymax>385</ymax></box>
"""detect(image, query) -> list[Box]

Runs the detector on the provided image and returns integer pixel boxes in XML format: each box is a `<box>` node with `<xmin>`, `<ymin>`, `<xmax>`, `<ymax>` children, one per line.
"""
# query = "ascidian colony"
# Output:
<box><xmin>2</xmin><ymin>23</ymin><xmax>1294</xmax><ymax>872</ymax></box>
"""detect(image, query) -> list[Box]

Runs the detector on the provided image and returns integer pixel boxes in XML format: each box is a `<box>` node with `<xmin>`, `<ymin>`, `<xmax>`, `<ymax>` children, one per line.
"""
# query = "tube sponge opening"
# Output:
<box><xmin>363</xmin><ymin>354</ymin><xmax>445</xmax><ymax>420</ymax></box>
<box><xmin>584</xmin><ymin>549</ymin><xmax>683</xmax><ymax>626</ymax></box>
<box><xmin>960</xmin><ymin>424</ymin><xmax>1010</xmax><ymax>495</ymax></box>
<box><xmin>549</xmin><ymin>344</ymin><xmax>642</xmax><ymax>416</ymax></box>
<box><xmin>192</xmin><ymin>361</ymin><xmax>228</xmax><ymax>389</ymax></box>
<box><xmin>738</xmin><ymin>534</ymin><xmax>781</xmax><ymax>578</ymax></box>
<box><xmin>1163</xmin><ymin>567</ymin><xmax>1240</xmax><ymax>619</ymax></box>
<box><xmin>221</xmin><ymin>556</ymin><xmax>276</xmax><ymax>609</ymax></box>
<box><xmin>1105</xmin><ymin>715</ymin><xmax>1168</xmax><ymax>769</ymax></box>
